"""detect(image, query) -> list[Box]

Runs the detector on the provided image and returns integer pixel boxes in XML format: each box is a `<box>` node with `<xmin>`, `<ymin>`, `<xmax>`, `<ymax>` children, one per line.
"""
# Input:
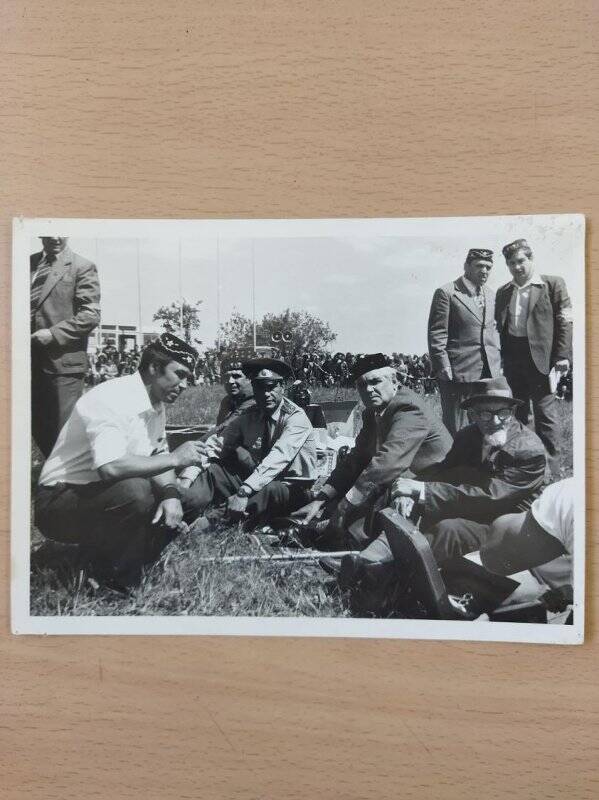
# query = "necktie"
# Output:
<box><xmin>30</xmin><ymin>254</ymin><xmax>55</xmax><ymax>315</ymax></box>
<box><xmin>260</xmin><ymin>416</ymin><xmax>272</xmax><ymax>460</ymax></box>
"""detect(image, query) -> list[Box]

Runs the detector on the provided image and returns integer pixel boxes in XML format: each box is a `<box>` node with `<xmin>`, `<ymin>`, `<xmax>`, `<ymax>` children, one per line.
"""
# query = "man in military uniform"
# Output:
<box><xmin>182</xmin><ymin>359</ymin><xmax>318</xmax><ymax>523</ymax></box>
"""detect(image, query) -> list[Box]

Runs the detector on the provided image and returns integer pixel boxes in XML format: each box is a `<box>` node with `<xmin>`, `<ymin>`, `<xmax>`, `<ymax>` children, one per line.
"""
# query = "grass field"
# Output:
<box><xmin>29</xmin><ymin>385</ymin><xmax>573</xmax><ymax>617</ymax></box>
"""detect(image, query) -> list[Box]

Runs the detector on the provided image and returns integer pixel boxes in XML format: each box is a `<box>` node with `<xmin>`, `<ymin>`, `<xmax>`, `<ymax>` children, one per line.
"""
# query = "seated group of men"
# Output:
<box><xmin>34</xmin><ymin>333</ymin><xmax>574</xmax><ymax>617</ymax></box>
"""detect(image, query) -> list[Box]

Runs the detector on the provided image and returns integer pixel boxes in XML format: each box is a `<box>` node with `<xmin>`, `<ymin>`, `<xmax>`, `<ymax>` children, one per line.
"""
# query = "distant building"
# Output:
<box><xmin>89</xmin><ymin>324</ymin><xmax>160</xmax><ymax>353</ymax></box>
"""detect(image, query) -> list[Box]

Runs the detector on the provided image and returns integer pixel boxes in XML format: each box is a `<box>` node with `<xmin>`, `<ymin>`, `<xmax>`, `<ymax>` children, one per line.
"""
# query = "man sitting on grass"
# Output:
<box><xmin>182</xmin><ymin>358</ymin><xmax>318</xmax><ymax>524</ymax></box>
<box><xmin>35</xmin><ymin>333</ymin><xmax>210</xmax><ymax>588</ymax></box>
<box><xmin>293</xmin><ymin>353</ymin><xmax>453</xmax><ymax>548</ymax></box>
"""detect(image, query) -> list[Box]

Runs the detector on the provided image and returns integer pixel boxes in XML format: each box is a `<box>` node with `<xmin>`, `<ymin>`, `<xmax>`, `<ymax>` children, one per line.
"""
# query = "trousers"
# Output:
<box><xmin>31</xmin><ymin>358</ymin><xmax>85</xmax><ymax>457</ymax></box>
<box><xmin>182</xmin><ymin>461</ymin><xmax>312</xmax><ymax>523</ymax></box>
<box><xmin>35</xmin><ymin>478</ymin><xmax>175</xmax><ymax>584</ymax></box>
<box><xmin>502</xmin><ymin>335</ymin><xmax>561</xmax><ymax>477</ymax></box>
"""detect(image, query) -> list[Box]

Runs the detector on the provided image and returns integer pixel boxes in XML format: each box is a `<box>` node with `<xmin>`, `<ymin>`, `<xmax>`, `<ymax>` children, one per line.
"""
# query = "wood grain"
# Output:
<box><xmin>1</xmin><ymin>2</ymin><xmax>597</xmax><ymax>798</ymax></box>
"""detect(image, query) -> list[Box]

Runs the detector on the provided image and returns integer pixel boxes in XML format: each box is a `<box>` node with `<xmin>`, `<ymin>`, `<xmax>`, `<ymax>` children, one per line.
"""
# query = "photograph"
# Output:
<box><xmin>12</xmin><ymin>215</ymin><xmax>585</xmax><ymax>642</ymax></box>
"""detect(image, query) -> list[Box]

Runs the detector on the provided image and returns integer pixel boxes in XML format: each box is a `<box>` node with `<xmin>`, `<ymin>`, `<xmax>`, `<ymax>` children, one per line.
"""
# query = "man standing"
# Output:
<box><xmin>31</xmin><ymin>236</ymin><xmax>101</xmax><ymax>456</ymax></box>
<box><xmin>391</xmin><ymin>377</ymin><xmax>547</xmax><ymax>562</ymax></box>
<box><xmin>495</xmin><ymin>239</ymin><xmax>572</xmax><ymax>478</ymax></box>
<box><xmin>35</xmin><ymin>334</ymin><xmax>209</xmax><ymax>587</ymax></box>
<box><xmin>182</xmin><ymin>358</ymin><xmax>318</xmax><ymax>523</ymax></box>
<box><xmin>295</xmin><ymin>353</ymin><xmax>453</xmax><ymax>548</ymax></box>
<box><xmin>428</xmin><ymin>248</ymin><xmax>502</xmax><ymax>436</ymax></box>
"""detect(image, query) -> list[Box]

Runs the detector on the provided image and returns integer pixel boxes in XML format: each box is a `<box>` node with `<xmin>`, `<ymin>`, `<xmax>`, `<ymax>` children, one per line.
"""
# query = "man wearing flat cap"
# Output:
<box><xmin>495</xmin><ymin>239</ymin><xmax>572</xmax><ymax>478</ymax></box>
<box><xmin>390</xmin><ymin>376</ymin><xmax>547</xmax><ymax>562</ymax></box>
<box><xmin>34</xmin><ymin>333</ymin><xmax>210</xmax><ymax>587</ymax></box>
<box><xmin>182</xmin><ymin>358</ymin><xmax>318</xmax><ymax>522</ymax></box>
<box><xmin>294</xmin><ymin>353</ymin><xmax>453</xmax><ymax>548</ymax></box>
<box><xmin>428</xmin><ymin>248</ymin><xmax>502</xmax><ymax>436</ymax></box>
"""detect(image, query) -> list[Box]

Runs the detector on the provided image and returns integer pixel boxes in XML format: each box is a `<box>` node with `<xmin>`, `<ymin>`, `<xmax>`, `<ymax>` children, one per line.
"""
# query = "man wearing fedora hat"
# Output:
<box><xmin>182</xmin><ymin>358</ymin><xmax>318</xmax><ymax>523</ymax></box>
<box><xmin>293</xmin><ymin>353</ymin><xmax>453</xmax><ymax>548</ymax></box>
<box><xmin>390</xmin><ymin>376</ymin><xmax>547</xmax><ymax>561</ymax></box>
<box><xmin>428</xmin><ymin>248</ymin><xmax>502</xmax><ymax>436</ymax></box>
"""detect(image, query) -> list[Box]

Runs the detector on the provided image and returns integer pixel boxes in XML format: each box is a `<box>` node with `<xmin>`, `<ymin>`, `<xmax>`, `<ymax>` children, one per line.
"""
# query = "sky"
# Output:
<box><xmin>30</xmin><ymin>219</ymin><xmax>582</xmax><ymax>354</ymax></box>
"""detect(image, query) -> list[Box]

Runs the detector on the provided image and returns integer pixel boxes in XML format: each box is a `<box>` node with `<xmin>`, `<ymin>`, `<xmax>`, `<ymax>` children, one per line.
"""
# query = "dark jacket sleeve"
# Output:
<box><xmin>424</xmin><ymin>448</ymin><xmax>547</xmax><ymax>523</ymax></box>
<box><xmin>327</xmin><ymin>401</ymin><xmax>433</xmax><ymax>504</ymax></box>
<box><xmin>549</xmin><ymin>276</ymin><xmax>573</xmax><ymax>364</ymax></box>
<box><xmin>49</xmin><ymin>259</ymin><xmax>101</xmax><ymax>346</ymax></box>
<box><xmin>428</xmin><ymin>287</ymin><xmax>452</xmax><ymax>378</ymax></box>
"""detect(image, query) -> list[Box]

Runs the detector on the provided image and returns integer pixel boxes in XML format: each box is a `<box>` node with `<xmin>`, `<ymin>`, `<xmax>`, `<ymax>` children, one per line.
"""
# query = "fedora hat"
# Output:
<box><xmin>460</xmin><ymin>376</ymin><xmax>523</xmax><ymax>410</ymax></box>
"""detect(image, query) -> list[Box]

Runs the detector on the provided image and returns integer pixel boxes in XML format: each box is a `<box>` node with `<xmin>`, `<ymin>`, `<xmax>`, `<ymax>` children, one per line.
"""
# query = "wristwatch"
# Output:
<box><xmin>236</xmin><ymin>485</ymin><xmax>253</xmax><ymax>499</ymax></box>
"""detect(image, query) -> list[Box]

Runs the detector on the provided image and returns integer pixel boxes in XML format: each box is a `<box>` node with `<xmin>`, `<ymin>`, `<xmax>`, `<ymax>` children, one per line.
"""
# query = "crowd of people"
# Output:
<box><xmin>30</xmin><ymin>235</ymin><xmax>576</xmax><ymax>623</ymax></box>
<box><xmin>85</xmin><ymin>345</ymin><xmax>141</xmax><ymax>385</ymax></box>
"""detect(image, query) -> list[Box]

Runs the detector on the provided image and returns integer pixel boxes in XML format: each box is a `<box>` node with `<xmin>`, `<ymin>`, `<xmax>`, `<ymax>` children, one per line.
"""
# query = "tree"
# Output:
<box><xmin>153</xmin><ymin>299</ymin><xmax>202</xmax><ymax>345</ymax></box>
<box><xmin>216</xmin><ymin>310</ymin><xmax>253</xmax><ymax>351</ymax></box>
<box><xmin>217</xmin><ymin>307</ymin><xmax>337</xmax><ymax>360</ymax></box>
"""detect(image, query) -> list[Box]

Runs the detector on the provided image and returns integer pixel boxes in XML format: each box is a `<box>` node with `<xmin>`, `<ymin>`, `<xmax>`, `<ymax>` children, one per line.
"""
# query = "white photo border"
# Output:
<box><xmin>12</xmin><ymin>214</ymin><xmax>586</xmax><ymax>643</ymax></box>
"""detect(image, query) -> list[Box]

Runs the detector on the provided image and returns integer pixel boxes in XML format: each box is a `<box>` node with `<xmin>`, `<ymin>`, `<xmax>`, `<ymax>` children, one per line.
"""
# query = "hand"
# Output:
<box><xmin>152</xmin><ymin>499</ymin><xmax>188</xmax><ymax>533</ymax></box>
<box><xmin>226</xmin><ymin>493</ymin><xmax>248</xmax><ymax>520</ymax></box>
<box><xmin>31</xmin><ymin>329</ymin><xmax>53</xmax><ymax>346</ymax></box>
<box><xmin>541</xmin><ymin>585</ymin><xmax>573</xmax><ymax>613</ymax></box>
<box><xmin>554</xmin><ymin>359</ymin><xmax>570</xmax><ymax>375</ymax></box>
<box><xmin>393</xmin><ymin>495</ymin><xmax>415</xmax><ymax>518</ymax></box>
<box><xmin>328</xmin><ymin>497</ymin><xmax>353</xmax><ymax>533</ymax></box>
<box><xmin>171</xmin><ymin>440</ymin><xmax>210</xmax><ymax>469</ymax></box>
<box><xmin>291</xmin><ymin>499</ymin><xmax>326</xmax><ymax>525</ymax></box>
<box><xmin>177</xmin><ymin>476</ymin><xmax>193</xmax><ymax>490</ymax></box>
<box><xmin>204</xmin><ymin>434</ymin><xmax>224</xmax><ymax>459</ymax></box>
<box><xmin>391</xmin><ymin>478</ymin><xmax>424</xmax><ymax>501</ymax></box>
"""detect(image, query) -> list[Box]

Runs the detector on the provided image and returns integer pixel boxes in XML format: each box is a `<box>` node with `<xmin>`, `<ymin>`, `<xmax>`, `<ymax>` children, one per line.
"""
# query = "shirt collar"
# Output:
<box><xmin>268</xmin><ymin>399</ymin><xmax>284</xmax><ymax>422</ymax></box>
<box><xmin>462</xmin><ymin>276</ymin><xmax>482</xmax><ymax>296</ymax></box>
<box><xmin>510</xmin><ymin>273</ymin><xmax>545</xmax><ymax>291</ymax></box>
<box><xmin>124</xmin><ymin>371</ymin><xmax>161</xmax><ymax>416</ymax></box>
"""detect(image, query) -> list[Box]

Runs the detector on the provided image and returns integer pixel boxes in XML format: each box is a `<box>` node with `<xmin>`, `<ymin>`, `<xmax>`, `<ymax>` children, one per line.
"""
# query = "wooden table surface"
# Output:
<box><xmin>1</xmin><ymin>2</ymin><xmax>597</xmax><ymax>798</ymax></box>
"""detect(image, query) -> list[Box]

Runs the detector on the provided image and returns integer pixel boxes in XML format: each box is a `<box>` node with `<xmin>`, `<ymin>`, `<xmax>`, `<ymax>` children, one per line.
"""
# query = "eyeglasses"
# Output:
<box><xmin>473</xmin><ymin>408</ymin><xmax>513</xmax><ymax>422</ymax></box>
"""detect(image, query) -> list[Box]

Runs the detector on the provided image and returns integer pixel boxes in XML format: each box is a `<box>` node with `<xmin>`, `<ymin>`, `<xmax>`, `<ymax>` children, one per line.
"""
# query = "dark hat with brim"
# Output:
<box><xmin>242</xmin><ymin>358</ymin><xmax>294</xmax><ymax>382</ymax></box>
<box><xmin>351</xmin><ymin>353</ymin><xmax>390</xmax><ymax>381</ymax></box>
<box><xmin>154</xmin><ymin>332</ymin><xmax>199</xmax><ymax>373</ymax></box>
<box><xmin>460</xmin><ymin>376</ymin><xmax>523</xmax><ymax>410</ymax></box>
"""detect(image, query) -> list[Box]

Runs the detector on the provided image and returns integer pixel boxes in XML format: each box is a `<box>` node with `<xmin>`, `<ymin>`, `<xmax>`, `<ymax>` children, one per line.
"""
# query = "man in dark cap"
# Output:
<box><xmin>34</xmin><ymin>333</ymin><xmax>210</xmax><ymax>587</ymax></box>
<box><xmin>428</xmin><ymin>248</ymin><xmax>502</xmax><ymax>436</ymax></box>
<box><xmin>31</xmin><ymin>236</ymin><xmax>101</xmax><ymax>456</ymax></box>
<box><xmin>294</xmin><ymin>353</ymin><xmax>453</xmax><ymax>548</ymax></box>
<box><xmin>182</xmin><ymin>358</ymin><xmax>318</xmax><ymax>523</ymax></box>
<box><xmin>216</xmin><ymin>353</ymin><xmax>256</xmax><ymax>425</ymax></box>
<box><xmin>495</xmin><ymin>239</ymin><xmax>572</xmax><ymax>478</ymax></box>
<box><xmin>390</xmin><ymin>376</ymin><xmax>547</xmax><ymax>561</ymax></box>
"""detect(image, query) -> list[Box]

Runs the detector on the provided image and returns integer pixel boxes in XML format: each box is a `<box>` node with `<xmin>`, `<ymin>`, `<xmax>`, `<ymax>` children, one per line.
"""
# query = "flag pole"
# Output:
<box><xmin>252</xmin><ymin>239</ymin><xmax>257</xmax><ymax>349</ymax></box>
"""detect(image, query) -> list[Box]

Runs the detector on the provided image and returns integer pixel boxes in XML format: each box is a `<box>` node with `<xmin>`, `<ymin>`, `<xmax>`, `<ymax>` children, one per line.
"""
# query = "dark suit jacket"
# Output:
<box><xmin>423</xmin><ymin>420</ymin><xmax>547</xmax><ymax>524</ymax></box>
<box><xmin>31</xmin><ymin>247</ymin><xmax>101</xmax><ymax>375</ymax></box>
<box><xmin>326</xmin><ymin>387</ymin><xmax>453</xmax><ymax>505</ymax></box>
<box><xmin>428</xmin><ymin>276</ymin><xmax>502</xmax><ymax>382</ymax></box>
<box><xmin>495</xmin><ymin>274</ymin><xmax>572</xmax><ymax>374</ymax></box>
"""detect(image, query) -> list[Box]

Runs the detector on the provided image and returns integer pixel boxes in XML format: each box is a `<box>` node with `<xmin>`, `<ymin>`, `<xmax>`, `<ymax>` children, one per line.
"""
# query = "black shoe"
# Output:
<box><xmin>319</xmin><ymin>556</ymin><xmax>343</xmax><ymax>577</ymax></box>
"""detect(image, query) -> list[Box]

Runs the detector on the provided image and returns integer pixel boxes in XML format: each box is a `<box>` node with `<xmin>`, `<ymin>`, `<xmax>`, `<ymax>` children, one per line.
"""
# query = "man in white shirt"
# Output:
<box><xmin>35</xmin><ymin>333</ymin><xmax>209</xmax><ymax>588</ymax></box>
<box><xmin>479</xmin><ymin>477</ymin><xmax>574</xmax><ymax>612</ymax></box>
<box><xmin>495</xmin><ymin>239</ymin><xmax>572</xmax><ymax>478</ymax></box>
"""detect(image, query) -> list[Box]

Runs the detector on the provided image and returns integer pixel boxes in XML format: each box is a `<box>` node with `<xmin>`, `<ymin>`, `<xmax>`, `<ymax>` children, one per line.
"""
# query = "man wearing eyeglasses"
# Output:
<box><xmin>389</xmin><ymin>376</ymin><xmax>547</xmax><ymax>562</ymax></box>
